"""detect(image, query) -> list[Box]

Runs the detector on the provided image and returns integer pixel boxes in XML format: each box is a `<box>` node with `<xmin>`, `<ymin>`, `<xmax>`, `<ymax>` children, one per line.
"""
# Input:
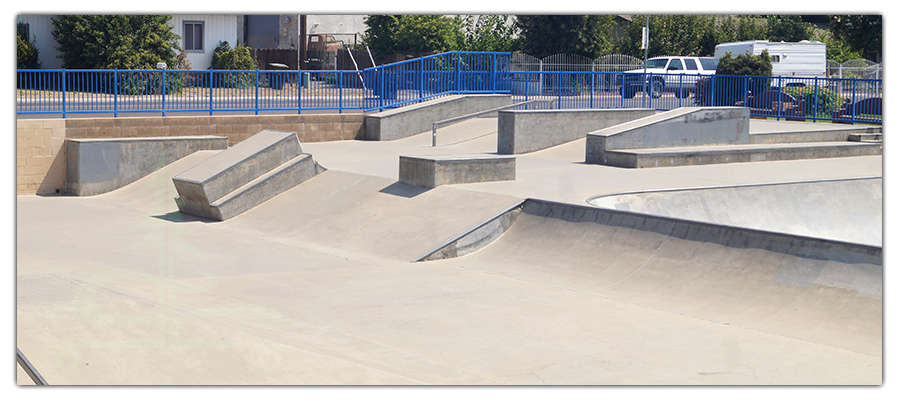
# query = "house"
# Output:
<box><xmin>17</xmin><ymin>14</ymin><xmax>372</xmax><ymax>70</ymax></box>
<box><xmin>16</xmin><ymin>14</ymin><xmax>246</xmax><ymax>70</ymax></box>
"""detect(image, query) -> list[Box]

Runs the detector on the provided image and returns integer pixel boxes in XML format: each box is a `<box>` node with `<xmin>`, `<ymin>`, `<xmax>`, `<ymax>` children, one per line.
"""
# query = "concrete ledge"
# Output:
<box><xmin>586</xmin><ymin>107</ymin><xmax>750</xmax><ymax>165</ymax></box>
<box><xmin>497</xmin><ymin>108</ymin><xmax>657</xmax><ymax>154</ymax></box>
<box><xmin>603</xmin><ymin>141</ymin><xmax>883</xmax><ymax>168</ymax></box>
<box><xmin>365</xmin><ymin>94</ymin><xmax>512</xmax><ymax>141</ymax></box>
<box><xmin>751</xmin><ymin>125</ymin><xmax>881</xmax><ymax>144</ymax></box>
<box><xmin>173</xmin><ymin>129</ymin><xmax>323</xmax><ymax>220</ymax></box>
<box><xmin>399</xmin><ymin>155</ymin><xmax>516</xmax><ymax>188</ymax></box>
<box><xmin>65</xmin><ymin>135</ymin><xmax>227</xmax><ymax>196</ymax></box>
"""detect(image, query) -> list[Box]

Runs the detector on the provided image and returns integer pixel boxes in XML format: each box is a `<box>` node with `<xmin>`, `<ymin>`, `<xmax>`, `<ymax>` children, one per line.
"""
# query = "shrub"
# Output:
<box><xmin>17</xmin><ymin>34</ymin><xmax>42</xmax><ymax>69</ymax></box>
<box><xmin>697</xmin><ymin>50</ymin><xmax>773</xmax><ymax>106</ymax></box>
<box><xmin>209</xmin><ymin>41</ymin><xmax>257</xmax><ymax>88</ymax></box>
<box><xmin>782</xmin><ymin>85</ymin><xmax>843</xmax><ymax>117</ymax></box>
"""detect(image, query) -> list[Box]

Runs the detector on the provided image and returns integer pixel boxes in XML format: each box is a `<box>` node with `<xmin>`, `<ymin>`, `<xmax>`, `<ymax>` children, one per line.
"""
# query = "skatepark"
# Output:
<box><xmin>16</xmin><ymin>98</ymin><xmax>883</xmax><ymax>389</ymax></box>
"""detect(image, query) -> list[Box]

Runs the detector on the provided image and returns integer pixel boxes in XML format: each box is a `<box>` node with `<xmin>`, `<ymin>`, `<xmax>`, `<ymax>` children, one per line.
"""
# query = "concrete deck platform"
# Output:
<box><xmin>16</xmin><ymin>116</ymin><xmax>885</xmax><ymax>390</ymax></box>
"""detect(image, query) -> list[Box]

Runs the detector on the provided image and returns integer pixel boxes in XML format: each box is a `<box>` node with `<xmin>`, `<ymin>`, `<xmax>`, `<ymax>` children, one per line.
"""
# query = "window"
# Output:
<box><xmin>684</xmin><ymin>58</ymin><xmax>698</xmax><ymax>70</ymax></box>
<box><xmin>184</xmin><ymin>21</ymin><xmax>204</xmax><ymax>52</ymax></box>
<box><xmin>771</xmin><ymin>55</ymin><xmax>781</xmax><ymax>63</ymax></box>
<box><xmin>17</xmin><ymin>22</ymin><xmax>29</xmax><ymax>40</ymax></box>
<box><xmin>698</xmin><ymin>58</ymin><xmax>719</xmax><ymax>70</ymax></box>
<box><xmin>667</xmin><ymin>59</ymin><xmax>684</xmax><ymax>70</ymax></box>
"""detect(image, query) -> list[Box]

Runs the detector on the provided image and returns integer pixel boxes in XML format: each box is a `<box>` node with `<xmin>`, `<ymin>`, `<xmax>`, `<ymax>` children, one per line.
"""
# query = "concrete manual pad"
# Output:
<box><xmin>17</xmin><ymin>116</ymin><xmax>884</xmax><ymax>388</ymax></box>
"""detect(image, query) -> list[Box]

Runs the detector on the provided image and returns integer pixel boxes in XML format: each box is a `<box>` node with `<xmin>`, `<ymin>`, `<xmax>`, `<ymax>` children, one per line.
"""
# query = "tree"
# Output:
<box><xmin>515</xmin><ymin>15</ymin><xmax>617</xmax><ymax>58</ymax></box>
<box><xmin>715</xmin><ymin>15</ymin><xmax>768</xmax><ymax>45</ymax></box>
<box><xmin>458</xmin><ymin>15</ymin><xmax>519</xmax><ymax>52</ymax></box>
<box><xmin>620</xmin><ymin>15</ymin><xmax>718</xmax><ymax>58</ymax></box>
<box><xmin>363</xmin><ymin>15</ymin><xmax>463</xmax><ymax>58</ymax></box>
<box><xmin>765</xmin><ymin>15</ymin><xmax>814</xmax><ymax>42</ymax></box>
<box><xmin>829</xmin><ymin>15</ymin><xmax>881</xmax><ymax>62</ymax></box>
<box><xmin>17</xmin><ymin>34</ymin><xmax>42</xmax><ymax>69</ymax></box>
<box><xmin>51</xmin><ymin>15</ymin><xmax>181</xmax><ymax>69</ymax></box>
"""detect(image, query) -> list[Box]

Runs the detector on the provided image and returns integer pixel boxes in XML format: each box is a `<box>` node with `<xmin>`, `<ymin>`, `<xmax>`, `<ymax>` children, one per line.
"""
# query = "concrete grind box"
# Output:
<box><xmin>399</xmin><ymin>155</ymin><xmax>516</xmax><ymax>188</ymax></box>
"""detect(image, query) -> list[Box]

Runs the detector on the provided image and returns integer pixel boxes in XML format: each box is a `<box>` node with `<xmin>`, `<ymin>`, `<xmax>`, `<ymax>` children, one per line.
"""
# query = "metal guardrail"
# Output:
<box><xmin>17</xmin><ymin>348</ymin><xmax>48</xmax><ymax>385</ymax></box>
<box><xmin>16</xmin><ymin>51</ymin><xmax>883</xmax><ymax>125</ymax></box>
<box><xmin>431</xmin><ymin>98</ymin><xmax>555</xmax><ymax>147</ymax></box>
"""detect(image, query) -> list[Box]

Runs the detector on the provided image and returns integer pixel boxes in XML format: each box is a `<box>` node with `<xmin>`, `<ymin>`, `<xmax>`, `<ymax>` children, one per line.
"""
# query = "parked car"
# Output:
<box><xmin>620</xmin><ymin>56</ymin><xmax>719</xmax><ymax>98</ymax></box>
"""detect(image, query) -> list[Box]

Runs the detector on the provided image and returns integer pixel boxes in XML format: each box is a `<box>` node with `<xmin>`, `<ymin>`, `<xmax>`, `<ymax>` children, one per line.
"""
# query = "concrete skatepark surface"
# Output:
<box><xmin>16</xmin><ymin>115</ymin><xmax>885</xmax><ymax>394</ymax></box>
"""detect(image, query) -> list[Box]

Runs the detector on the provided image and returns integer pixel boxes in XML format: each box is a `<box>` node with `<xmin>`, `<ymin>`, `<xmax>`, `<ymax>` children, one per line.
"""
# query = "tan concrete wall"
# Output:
<box><xmin>16</xmin><ymin>119</ymin><xmax>67</xmax><ymax>195</ymax></box>
<box><xmin>16</xmin><ymin>114</ymin><xmax>365</xmax><ymax>195</ymax></box>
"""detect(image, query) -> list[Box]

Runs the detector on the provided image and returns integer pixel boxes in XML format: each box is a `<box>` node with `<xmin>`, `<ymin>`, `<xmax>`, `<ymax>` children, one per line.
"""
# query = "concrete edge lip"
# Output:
<box><xmin>415</xmin><ymin>196</ymin><xmax>882</xmax><ymax>264</ymax></box>
<box><xmin>585</xmin><ymin>176</ymin><xmax>884</xmax><ymax>249</ymax></box>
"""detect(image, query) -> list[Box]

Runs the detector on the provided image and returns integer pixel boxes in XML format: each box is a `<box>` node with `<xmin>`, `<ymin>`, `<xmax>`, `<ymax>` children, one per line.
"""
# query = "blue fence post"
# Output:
<box><xmin>339</xmin><ymin>69</ymin><xmax>344</xmax><ymax>114</ymax></box>
<box><xmin>254</xmin><ymin>70</ymin><xmax>260</xmax><ymax>115</ymax></box>
<box><xmin>590</xmin><ymin>71</ymin><xmax>595</xmax><ymax>109</ymax></box>
<box><xmin>851</xmin><ymin>78</ymin><xmax>858</xmax><ymax>124</ymax></box>
<box><xmin>813</xmin><ymin>78</ymin><xmax>819</xmax><ymax>122</ymax></box>
<box><xmin>161</xmin><ymin>69</ymin><xmax>167</xmax><ymax>117</ymax></box>
<box><xmin>743</xmin><ymin>75</ymin><xmax>748</xmax><ymax>111</ymax></box>
<box><xmin>492</xmin><ymin>53</ymin><xmax>497</xmax><ymax>93</ymax></box>
<box><xmin>419</xmin><ymin>58</ymin><xmax>424</xmax><ymax>100</ymax></box>
<box><xmin>297</xmin><ymin>69</ymin><xmax>303</xmax><ymax>114</ymax></box>
<box><xmin>113</xmin><ymin>69</ymin><xmax>119</xmax><ymax>118</ymax></box>
<box><xmin>61</xmin><ymin>69</ymin><xmax>67</xmax><ymax>119</ymax></box>
<box><xmin>209</xmin><ymin>71</ymin><xmax>214</xmax><ymax>116</ymax></box>
<box><xmin>456</xmin><ymin>52</ymin><xmax>461</xmax><ymax>94</ymax></box>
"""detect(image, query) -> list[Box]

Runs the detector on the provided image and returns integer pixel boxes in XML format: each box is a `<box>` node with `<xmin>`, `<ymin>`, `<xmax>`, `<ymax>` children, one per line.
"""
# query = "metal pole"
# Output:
<box><xmin>642</xmin><ymin>16</ymin><xmax>649</xmax><ymax>109</ymax></box>
<box><xmin>17</xmin><ymin>348</ymin><xmax>47</xmax><ymax>385</ymax></box>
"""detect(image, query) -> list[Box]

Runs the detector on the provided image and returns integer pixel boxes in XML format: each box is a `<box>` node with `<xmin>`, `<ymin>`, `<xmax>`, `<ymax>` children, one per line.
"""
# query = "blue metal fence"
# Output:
<box><xmin>16</xmin><ymin>51</ymin><xmax>882</xmax><ymax>124</ymax></box>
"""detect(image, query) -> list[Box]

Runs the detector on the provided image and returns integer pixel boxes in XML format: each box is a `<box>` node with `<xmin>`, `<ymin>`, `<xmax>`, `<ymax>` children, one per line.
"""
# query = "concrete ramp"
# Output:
<box><xmin>586</xmin><ymin>107</ymin><xmax>749</xmax><ymax>165</ymax></box>
<box><xmin>441</xmin><ymin>199</ymin><xmax>882</xmax><ymax>358</ymax></box>
<box><xmin>172</xmin><ymin>129</ymin><xmax>325</xmax><ymax>221</ymax></box>
<box><xmin>588</xmin><ymin>178</ymin><xmax>882</xmax><ymax>247</ymax></box>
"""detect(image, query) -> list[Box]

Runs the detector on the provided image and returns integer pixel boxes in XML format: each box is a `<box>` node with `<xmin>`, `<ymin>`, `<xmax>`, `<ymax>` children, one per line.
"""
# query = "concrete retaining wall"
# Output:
<box><xmin>497</xmin><ymin>108</ymin><xmax>657</xmax><ymax>154</ymax></box>
<box><xmin>399</xmin><ymin>155</ymin><xmax>516</xmax><ymax>188</ymax></box>
<box><xmin>586</xmin><ymin>107</ymin><xmax>750</xmax><ymax>165</ymax></box>
<box><xmin>365</xmin><ymin>94</ymin><xmax>512</xmax><ymax>141</ymax></box>
<box><xmin>65</xmin><ymin>136</ymin><xmax>227</xmax><ymax>196</ymax></box>
<box><xmin>16</xmin><ymin>114</ymin><xmax>364</xmax><ymax>195</ymax></box>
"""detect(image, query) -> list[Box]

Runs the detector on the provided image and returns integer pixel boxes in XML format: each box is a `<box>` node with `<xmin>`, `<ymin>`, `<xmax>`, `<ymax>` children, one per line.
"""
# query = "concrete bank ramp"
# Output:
<box><xmin>441</xmin><ymin>199</ymin><xmax>882</xmax><ymax>358</ymax></box>
<box><xmin>588</xmin><ymin>177</ymin><xmax>882</xmax><ymax>247</ymax></box>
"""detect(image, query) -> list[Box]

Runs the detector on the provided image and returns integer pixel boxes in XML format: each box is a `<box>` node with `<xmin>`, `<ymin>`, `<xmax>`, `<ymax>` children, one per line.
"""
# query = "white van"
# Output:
<box><xmin>714</xmin><ymin>40</ymin><xmax>827</xmax><ymax>83</ymax></box>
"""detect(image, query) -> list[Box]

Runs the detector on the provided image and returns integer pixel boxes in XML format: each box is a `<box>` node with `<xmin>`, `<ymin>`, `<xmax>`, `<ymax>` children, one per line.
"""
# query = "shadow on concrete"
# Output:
<box><xmin>378</xmin><ymin>182</ymin><xmax>431</xmax><ymax>198</ymax></box>
<box><xmin>151</xmin><ymin>210</ymin><xmax>216</xmax><ymax>224</ymax></box>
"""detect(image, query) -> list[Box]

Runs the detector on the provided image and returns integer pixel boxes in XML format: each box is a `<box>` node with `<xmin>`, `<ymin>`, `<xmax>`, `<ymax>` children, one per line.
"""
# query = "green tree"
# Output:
<box><xmin>17</xmin><ymin>34</ymin><xmax>42</xmax><ymax>69</ymax></box>
<box><xmin>458</xmin><ymin>15</ymin><xmax>519</xmax><ymax>52</ymax></box>
<box><xmin>715</xmin><ymin>15</ymin><xmax>768</xmax><ymax>45</ymax></box>
<box><xmin>765</xmin><ymin>15</ymin><xmax>814</xmax><ymax>42</ymax></box>
<box><xmin>620</xmin><ymin>15</ymin><xmax>718</xmax><ymax>58</ymax></box>
<box><xmin>51</xmin><ymin>15</ymin><xmax>180</xmax><ymax>69</ymax></box>
<box><xmin>829</xmin><ymin>15</ymin><xmax>881</xmax><ymax>61</ymax></box>
<box><xmin>515</xmin><ymin>15</ymin><xmax>617</xmax><ymax>58</ymax></box>
<box><xmin>363</xmin><ymin>15</ymin><xmax>463</xmax><ymax>58</ymax></box>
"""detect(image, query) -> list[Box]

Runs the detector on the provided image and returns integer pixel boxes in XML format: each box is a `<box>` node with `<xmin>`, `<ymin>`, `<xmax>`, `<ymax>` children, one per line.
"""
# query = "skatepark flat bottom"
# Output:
<box><xmin>16</xmin><ymin>119</ymin><xmax>883</xmax><ymax>385</ymax></box>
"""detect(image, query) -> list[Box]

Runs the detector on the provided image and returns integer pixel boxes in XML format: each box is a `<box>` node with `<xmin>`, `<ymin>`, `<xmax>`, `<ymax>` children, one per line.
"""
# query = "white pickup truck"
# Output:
<box><xmin>620</xmin><ymin>56</ymin><xmax>719</xmax><ymax>98</ymax></box>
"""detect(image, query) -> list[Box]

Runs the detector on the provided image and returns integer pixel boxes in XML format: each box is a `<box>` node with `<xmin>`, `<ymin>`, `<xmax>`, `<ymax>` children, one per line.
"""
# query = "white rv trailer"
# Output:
<box><xmin>714</xmin><ymin>40</ymin><xmax>827</xmax><ymax>85</ymax></box>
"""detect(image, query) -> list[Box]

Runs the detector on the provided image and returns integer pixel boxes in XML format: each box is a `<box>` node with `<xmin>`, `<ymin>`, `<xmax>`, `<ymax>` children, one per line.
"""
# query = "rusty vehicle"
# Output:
<box><xmin>306</xmin><ymin>34</ymin><xmax>342</xmax><ymax>70</ymax></box>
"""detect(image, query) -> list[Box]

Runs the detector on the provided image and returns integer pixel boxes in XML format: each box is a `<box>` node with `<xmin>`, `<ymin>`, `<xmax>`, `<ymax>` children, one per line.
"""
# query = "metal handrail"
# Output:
<box><xmin>431</xmin><ymin>98</ymin><xmax>556</xmax><ymax>147</ymax></box>
<box><xmin>16</xmin><ymin>348</ymin><xmax>48</xmax><ymax>385</ymax></box>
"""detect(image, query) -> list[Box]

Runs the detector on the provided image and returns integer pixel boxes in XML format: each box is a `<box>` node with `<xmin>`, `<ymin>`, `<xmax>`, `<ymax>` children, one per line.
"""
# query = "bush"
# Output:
<box><xmin>697</xmin><ymin>50</ymin><xmax>773</xmax><ymax>106</ymax></box>
<box><xmin>209</xmin><ymin>41</ymin><xmax>257</xmax><ymax>89</ymax></box>
<box><xmin>782</xmin><ymin>85</ymin><xmax>843</xmax><ymax>117</ymax></box>
<box><xmin>17</xmin><ymin>34</ymin><xmax>41</xmax><ymax>69</ymax></box>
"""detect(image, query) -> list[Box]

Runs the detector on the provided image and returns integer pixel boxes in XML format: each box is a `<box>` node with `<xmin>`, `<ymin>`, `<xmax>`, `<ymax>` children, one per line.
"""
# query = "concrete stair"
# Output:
<box><xmin>172</xmin><ymin>129</ymin><xmax>325</xmax><ymax>221</ymax></box>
